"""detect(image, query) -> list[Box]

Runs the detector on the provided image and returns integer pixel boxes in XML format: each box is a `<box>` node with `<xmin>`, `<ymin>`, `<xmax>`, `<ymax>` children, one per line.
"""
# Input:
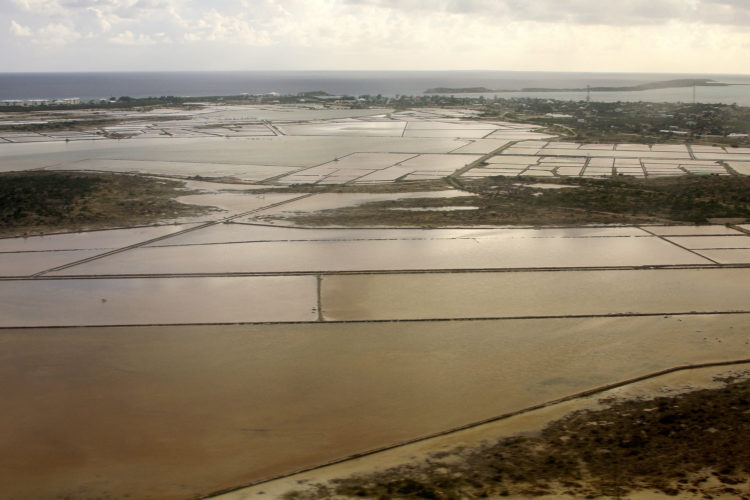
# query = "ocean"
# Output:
<box><xmin>1</xmin><ymin>70</ymin><xmax>750</xmax><ymax>105</ymax></box>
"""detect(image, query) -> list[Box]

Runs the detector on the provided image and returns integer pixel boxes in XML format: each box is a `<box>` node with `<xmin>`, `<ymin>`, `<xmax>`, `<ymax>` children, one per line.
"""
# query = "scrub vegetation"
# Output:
<box><xmin>282</xmin><ymin>174</ymin><xmax>750</xmax><ymax>227</ymax></box>
<box><xmin>0</xmin><ymin>171</ymin><xmax>208</xmax><ymax>236</ymax></box>
<box><xmin>283</xmin><ymin>375</ymin><xmax>750</xmax><ymax>499</ymax></box>
<box><xmin>481</xmin><ymin>99</ymin><xmax>750</xmax><ymax>146</ymax></box>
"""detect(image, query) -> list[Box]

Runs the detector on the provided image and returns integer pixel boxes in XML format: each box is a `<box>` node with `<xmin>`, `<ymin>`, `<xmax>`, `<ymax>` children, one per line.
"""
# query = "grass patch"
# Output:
<box><xmin>0</xmin><ymin>171</ymin><xmax>211</xmax><ymax>236</ymax></box>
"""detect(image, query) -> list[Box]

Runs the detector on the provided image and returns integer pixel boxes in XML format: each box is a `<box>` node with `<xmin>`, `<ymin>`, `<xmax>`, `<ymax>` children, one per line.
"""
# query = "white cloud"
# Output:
<box><xmin>11</xmin><ymin>0</ymin><xmax>65</xmax><ymax>15</ymax></box>
<box><xmin>108</xmin><ymin>29</ymin><xmax>156</xmax><ymax>45</ymax></box>
<box><xmin>35</xmin><ymin>23</ymin><xmax>82</xmax><ymax>45</ymax></box>
<box><xmin>9</xmin><ymin>20</ymin><xmax>32</xmax><ymax>36</ymax></box>
<box><xmin>3</xmin><ymin>0</ymin><xmax>750</xmax><ymax>71</ymax></box>
<box><xmin>86</xmin><ymin>7</ymin><xmax>113</xmax><ymax>32</ymax></box>
<box><xmin>191</xmin><ymin>9</ymin><xmax>274</xmax><ymax>45</ymax></box>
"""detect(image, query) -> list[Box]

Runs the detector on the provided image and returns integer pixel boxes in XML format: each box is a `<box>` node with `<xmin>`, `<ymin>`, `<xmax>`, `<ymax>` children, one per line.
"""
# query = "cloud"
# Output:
<box><xmin>108</xmin><ymin>29</ymin><xmax>156</xmax><ymax>45</ymax></box>
<box><xmin>35</xmin><ymin>23</ymin><xmax>82</xmax><ymax>45</ymax></box>
<box><xmin>3</xmin><ymin>0</ymin><xmax>750</xmax><ymax>72</ymax></box>
<box><xmin>342</xmin><ymin>0</ymin><xmax>750</xmax><ymax>26</ymax></box>
<box><xmin>11</xmin><ymin>0</ymin><xmax>66</xmax><ymax>16</ymax></box>
<box><xmin>9</xmin><ymin>20</ymin><xmax>32</xmax><ymax>36</ymax></box>
<box><xmin>190</xmin><ymin>9</ymin><xmax>274</xmax><ymax>45</ymax></box>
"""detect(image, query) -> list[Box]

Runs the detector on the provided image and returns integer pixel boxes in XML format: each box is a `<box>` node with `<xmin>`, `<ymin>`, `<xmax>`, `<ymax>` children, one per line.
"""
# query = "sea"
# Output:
<box><xmin>1</xmin><ymin>70</ymin><xmax>750</xmax><ymax>106</ymax></box>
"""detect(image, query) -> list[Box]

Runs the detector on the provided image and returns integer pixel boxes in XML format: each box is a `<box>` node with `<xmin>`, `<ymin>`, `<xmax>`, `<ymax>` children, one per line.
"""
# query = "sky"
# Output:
<box><xmin>3</xmin><ymin>0</ymin><xmax>750</xmax><ymax>73</ymax></box>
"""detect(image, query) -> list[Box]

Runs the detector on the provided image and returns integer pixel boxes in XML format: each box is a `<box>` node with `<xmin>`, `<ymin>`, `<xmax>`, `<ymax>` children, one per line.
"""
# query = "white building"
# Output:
<box><xmin>26</xmin><ymin>98</ymin><xmax>51</xmax><ymax>106</ymax></box>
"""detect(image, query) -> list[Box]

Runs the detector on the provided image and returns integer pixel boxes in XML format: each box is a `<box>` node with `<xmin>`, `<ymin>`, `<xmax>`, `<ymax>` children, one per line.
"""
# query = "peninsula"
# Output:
<box><xmin>425</xmin><ymin>78</ymin><xmax>729</xmax><ymax>94</ymax></box>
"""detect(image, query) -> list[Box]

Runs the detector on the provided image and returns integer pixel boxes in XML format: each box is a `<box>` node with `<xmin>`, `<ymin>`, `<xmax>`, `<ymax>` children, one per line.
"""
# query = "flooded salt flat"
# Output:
<box><xmin>173</xmin><ymin>192</ymin><xmax>304</xmax><ymax>219</ymax></box>
<box><xmin>146</xmin><ymin>224</ymin><xmax>647</xmax><ymax>247</ymax></box>
<box><xmin>403</xmin><ymin>128</ymin><xmax>492</xmax><ymax>138</ymax></box>
<box><xmin>3</xmin><ymin>103</ymin><xmax>750</xmax><ymax>499</ymax></box>
<box><xmin>643</xmin><ymin>225</ymin><xmax>745</xmax><ymax>236</ymax></box>
<box><xmin>322</xmin><ymin>268</ymin><xmax>750</xmax><ymax>321</ymax></box>
<box><xmin>0</xmin><ymin>249</ymin><xmax>105</xmax><ymax>277</ymax></box>
<box><xmin>695</xmin><ymin>248</ymin><xmax>750</xmax><ymax>264</ymax></box>
<box><xmin>449</xmin><ymin>139</ymin><xmax>511</xmax><ymax>154</ymax></box>
<box><xmin>471</xmin><ymin>151</ymin><xmax>732</xmax><ymax>178</ymax></box>
<box><xmin>728</xmin><ymin>161</ymin><xmax>750</xmax><ymax>175</ymax></box>
<box><xmin>51</xmin><ymin>232</ymin><xmax>710</xmax><ymax>276</ymax></box>
<box><xmin>0</xmin><ymin>224</ymin><xmax>197</xmax><ymax>252</ymax></box>
<box><xmin>242</xmin><ymin>190</ymin><xmax>468</xmax><ymax>220</ymax></box>
<box><xmin>273</xmin><ymin>153</ymin><xmax>482</xmax><ymax>184</ymax></box>
<box><xmin>400</xmin><ymin>153</ymin><xmax>482</xmax><ymax>170</ymax></box>
<box><xmin>6</xmin><ymin>107</ymin><xmax>742</xmax><ymax>183</ymax></box>
<box><xmin>48</xmin><ymin>159</ymin><xmax>301</xmax><ymax>182</ymax></box>
<box><xmin>405</xmin><ymin>121</ymin><xmax>499</xmax><ymax>130</ymax></box>
<box><xmin>386</xmin><ymin>206</ymin><xmax>479</xmax><ymax>211</ymax></box>
<box><xmin>665</xmin><ymin>235</ymin><xmax>750</xmax><ymax>249</ymax></box>
<box><xmin>222</xmin><ymin>363</ymin><xmax>750</xmax><ymax>500</ymax></box>
<box><xmin>0</xmin><ymin>276</ymin><xmax>317</xmax><ymax>327</ymax></box>
<box><xmin>193</xmin><ymin>105</ymin><xmax>392</xmax><ymax>122</ymax></box>
<box><xmin>278</xmin><ymin>121</ymin><xmax>406</xmax><ymax>136</ymax></box>
<box><xmin>2</xmin><ymin>315</ymin><xmax>748</xmax><ymax>499</ymax></box>
<box><xmin>0</xmin><ymin>135</ymin><xmax>472</xmax><ymax>174</ymax></box>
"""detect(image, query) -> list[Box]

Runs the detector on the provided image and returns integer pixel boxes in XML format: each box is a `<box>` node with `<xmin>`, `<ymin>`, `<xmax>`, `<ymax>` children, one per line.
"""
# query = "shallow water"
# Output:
<box><xmin>0</xmin><ymin>249</ymin><xmax>105</xmax><ymax>277</ymax></box>
<box><xmin>0</xmin><ymin>135</ymin><xmax>471</xmax><ymax>173</ymax></box>
<box><xmin>244</xmin><ymin>190</ymin><xmax>467</xmax><ymax>218</ymax></box>
<box><xmin>2</xmin><ymin>315</ymin><xmax>748</xmax><ymax>499</ymax></box>
<box><xmin>52</xmin><ymin>231</ymin><xmax>708</xmax><ymax>276</ymax></box>
<box><xmin>50</xmin><ymin>159</ymin><xmax>301</xmax><ymax>182</ymax></box>
<box><xmin>146</xmin><ymin>224</ymin><xmax>647</xmax><ymax>247</ymax></box>
<box><xmin>404</xmin><ymin>121</ymin><xmax>499</xmax><ymax>130</ymax></box>
<box><xmin>727</xmin><ymin>161</ymin><xmax>750</xmax><ymax>175</ymax></box>
<box><xmin>403</xmin><ymin>128</ymin><xmax>491</xmax><ymax>138</ymax></box>
<box><xmin>642</xmin><ymin>225</ymin><xmax>744</xmax><ymax>236</ymax></box>
<box><xmin>174</xmin><ymin>192</ymin><xmax>303</xmax><ymax>218</ymax></box>
<box><xmin>450</xmin><ymin>139</ymin><xmax>511</xmax><ymax>154</ymax></box>
<box><xmin>0</xmin><ymin>276</ymin><xmax>317</xmax><ymax>327</ymax></box>
<box><xmin>0</xmin><ymin>224</ymin><xmax>197</xmax><ymax>252</ymax></box>
<box><xmin>399</xmin><ymin>153</ymin><xmax>482</xmax><ymax>171</ymax></box>
<box><xmin>272</xmin><ymin>152</ymin><xmax>482</xmax><ymax>184</ymax></box>
<box><xmin>386</xmin><ymin>206</ymin><xmax>479</xmax><ymax>211</ymax></box>
<box><xmin>322</xmin><ymin>268</ymin><xmax>750</xmax><ymax>321</ymax></box>
<box><xmin>665</xmin><ymin>235</ymin><xmax>750</xmax><ymax>249</ymax></box>
<box><xmin>695</xmin><ymin>248</ymin><xmax>750</xmax><ymax>264</ymax></box>
<box><xmin>279</xmin><ymin>121</ymin><xmax>406</xmax><ymax>137</ymax></box>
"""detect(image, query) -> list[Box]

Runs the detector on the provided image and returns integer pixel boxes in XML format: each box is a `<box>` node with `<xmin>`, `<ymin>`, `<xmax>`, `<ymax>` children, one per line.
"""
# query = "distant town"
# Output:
<box><xmin>2</xmin><ymin>97</ymin><xmax>82</xmax><ymax>106</ymax></box>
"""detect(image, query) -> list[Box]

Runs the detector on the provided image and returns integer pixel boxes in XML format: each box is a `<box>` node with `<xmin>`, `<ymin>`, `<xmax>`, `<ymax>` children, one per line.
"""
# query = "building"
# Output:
<box><xmin>26</xmin><ymin>98</ymin><xmax>51</xmax><ymax>106</ymax></box>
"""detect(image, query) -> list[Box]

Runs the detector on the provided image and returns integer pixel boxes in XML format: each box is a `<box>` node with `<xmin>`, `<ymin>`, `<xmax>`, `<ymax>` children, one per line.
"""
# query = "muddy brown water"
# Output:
<box><xmin>0</xmin><ymin>276</ymin><xmax>317</xmax><ymax>327</ymax></box>
<box><xmin>322</xmin><ymin>268</ymin><xmax>750</xmax><ymax>321</ymax></box>
<box><xmin>1</xmin><ymin>315</ymin><xmax>748</xmax><ymax>499</ymax></box>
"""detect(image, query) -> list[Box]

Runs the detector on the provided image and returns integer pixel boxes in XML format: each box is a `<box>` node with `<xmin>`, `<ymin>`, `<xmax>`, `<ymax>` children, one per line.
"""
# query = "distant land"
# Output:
<box><xmin>424</xmin><ymin>79</ymin><xmax>731</xmax><ymax>94</ymax></box>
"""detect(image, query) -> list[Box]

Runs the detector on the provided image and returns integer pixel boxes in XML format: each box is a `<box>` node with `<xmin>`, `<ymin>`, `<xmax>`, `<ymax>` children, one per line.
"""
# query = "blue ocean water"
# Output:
<box><xmin>1</xmin><ymin>70</ymin><xmax>749</xmax><ymax>105</ymax></box>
